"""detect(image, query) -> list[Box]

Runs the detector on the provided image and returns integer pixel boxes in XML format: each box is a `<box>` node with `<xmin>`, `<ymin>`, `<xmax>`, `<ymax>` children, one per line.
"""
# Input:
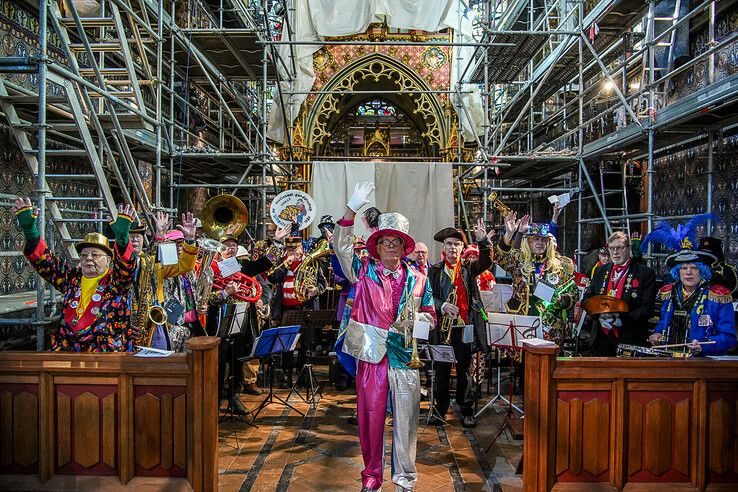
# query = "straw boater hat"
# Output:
<box><xmin>75</xmin><ymin>232</ymin><xmax>114</xmax><ymax>257</ymax></box>
<box><xmin>366</xmin><ymin>212</ymin><xmax>415</xmax><ymax>258</ymax></box>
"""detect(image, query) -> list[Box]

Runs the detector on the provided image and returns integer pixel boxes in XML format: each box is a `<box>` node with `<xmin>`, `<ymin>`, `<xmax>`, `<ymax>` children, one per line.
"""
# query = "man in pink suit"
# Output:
<box><xmin>333</xmin><ymin>182</ymin><xmax>436</xmax><ymax>492</ymax></box>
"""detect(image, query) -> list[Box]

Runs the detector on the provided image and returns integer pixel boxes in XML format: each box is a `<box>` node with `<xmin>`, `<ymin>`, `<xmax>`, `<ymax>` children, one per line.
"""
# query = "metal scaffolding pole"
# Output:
<box><xmin>35</xmin><ymin>0</ymin><xmax>48</xmax><ymax>350</ymax></box>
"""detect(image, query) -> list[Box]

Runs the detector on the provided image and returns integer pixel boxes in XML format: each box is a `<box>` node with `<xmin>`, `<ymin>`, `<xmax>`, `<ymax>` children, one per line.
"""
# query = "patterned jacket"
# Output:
<box><xmin>25</xmin><ymin>238</ymin><xmax>136</xmax><ymax>352</ymax></box>
<box><xmin>654</xmin><ymin>283</ymin><xmax>736</xmax><ymax>356</ymax></box>
<box><xmin>334</xmin><ymin>219</ymin><xmax>436</xmax><ymax>369</ymax></box>
<box><xmin>495</xmin><ymin>240</ymin><xmax>575</xmax><ymax>316</ymax></box>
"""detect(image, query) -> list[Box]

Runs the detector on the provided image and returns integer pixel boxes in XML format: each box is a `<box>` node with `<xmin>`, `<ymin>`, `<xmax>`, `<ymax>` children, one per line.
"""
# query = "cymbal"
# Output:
<box><xmin>582</xmin><ymin>295</ymin><xmax>629</xmax><ymax>315</ymax></box>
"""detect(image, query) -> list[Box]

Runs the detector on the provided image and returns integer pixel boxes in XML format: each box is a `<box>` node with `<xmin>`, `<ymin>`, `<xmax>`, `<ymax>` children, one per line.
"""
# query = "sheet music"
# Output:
<box><xmin>217</xmin><ymin>256</ymin><xmax>241</xmax><ymax>278</ymax></box>
<box><xmin>481</xmin><ymin>285</ymin><xmax>513</xmax><ymax>313</ymax></box>
<box><xmin>486</xmin><ymin>313</ymin><xmax>542</xmax><ymax>348</ymax></box>
<box><xmin>511</xmin><ymin>315</ymin><xmax>543</xmax><ymax>345</ymax></box>
<box><xmin>487</xmin><ymin>313</ymin><xmax>514</xmax><ymax>347</ymax></box>
<box><xmin>289</xmin><ymin>333</ymin><xmax>301</xmax><ymax>351</ymax></box>
<box><xmin>134</xmin><ymin>346</ymin><xmax>174</xmax><ymax>357</ymax></box>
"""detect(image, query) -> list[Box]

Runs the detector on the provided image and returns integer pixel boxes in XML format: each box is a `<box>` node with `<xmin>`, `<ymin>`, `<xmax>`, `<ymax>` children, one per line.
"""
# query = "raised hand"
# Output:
<box><xmin>176</xmin><ymin>212</ymin><xmax>197</xmax><ymax>241</ymax></box>
<box><xmin>108</xmin><ymin>203</ymin><xmax>136</xmax><ymax>247</ymax></box>
<box><xmin>274</xmin><ymin>223</ymin><xmax>291</xmax><ymax>241</ymax></box>
<box><xmin>473</xmin><ymin>218</ymin><xmax>487</xmax><ymax>242</ymax></box>
<box><xmin>11</xmin><ymin>197</ymin><xmax>40</xmax><ymax>243</ymax></box>
<box><xmin>347</xmin><ymin>181</ymin><xmax>375</xmax><ymax>212</ymax></box>
<box><xmin>503</xmin><ymin>211</ymin><xmax>519</xmax><ymax>245</ymax></box>
<box><xmin>153</xmin><ymin>211</ymin><xmax>170</xmax><ymax>237</ymax></box>
<box><xmin>518</xmin><ymin>214</ymin><xmax>531</xmax><ymax>233</ymax></box>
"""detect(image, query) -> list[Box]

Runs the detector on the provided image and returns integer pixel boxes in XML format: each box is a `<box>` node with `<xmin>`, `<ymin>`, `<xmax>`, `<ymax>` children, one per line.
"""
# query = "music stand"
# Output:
<box><xmin>281</xmin><ymin>309</ymin><xmax>335</xmax><ymax>408</ymax></box>
<box><xmin>216</xmin><ymin>306</ymin><xmax>255</xmax><ymax>443</ymax></box>
<box><xmin>422</xmin><ymin>344</ymin><xmax>455</xmax><ymax>426</ymax></box>
<box><xmin>474</xmin><ymin>313</ymin><xmax>541</xmax><ymax>419</ymax></box>
<box><xmin>248</xmin><ymin>325</ymin><xmax>304</xmax><ymax>423</ymax></box>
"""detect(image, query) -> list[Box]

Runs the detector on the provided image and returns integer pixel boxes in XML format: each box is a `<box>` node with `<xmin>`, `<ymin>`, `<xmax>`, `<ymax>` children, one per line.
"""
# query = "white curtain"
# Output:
<box><xmin>310</xmin><ymin>161</ymin><xmax>454</xmax><ymax>261</ymax></box>
<box><xmin>267</xmin><ymin>0</ymin><xmax>482</xmax><ymax>145</ymax></box>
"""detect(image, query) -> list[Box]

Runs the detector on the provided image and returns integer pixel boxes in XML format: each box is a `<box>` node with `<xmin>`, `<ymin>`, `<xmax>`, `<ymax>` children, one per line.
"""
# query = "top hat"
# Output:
<box><xmin>664</xmin><ymin>249</ymin><xmax>717</xmax><ymax>269</ymax></box>
<box><xmin>697</xmin><ymin>236</ymin><xmax>724</xmax><ymax>263</ymax></box>
<box><xmin>433</xmin><ymin>227</ymin><xmax>468</xmax><ymax>245</ymax></box>
<box><xmin>366</xmin><ymin>213</ymin><xmax>415</xmax><ymax>258</ymax></box>
<box><xmin>318</xmin><ymin>215</ymin><xmax>335</xmax><ymax>230</ymax></box>
<box><xmin>129</xmin><ymin>220</ymin><xmax>148</xmax><ymax>234</ymax></box>
<box><xmin>75</xmin><ymin>232</ymin><xmax>114</xmax><ymax>257</ymax></box>
<box><xmin>525</xmin><ymin>222</ymin><xmax>554</xmax><ymax>238</ymax></box>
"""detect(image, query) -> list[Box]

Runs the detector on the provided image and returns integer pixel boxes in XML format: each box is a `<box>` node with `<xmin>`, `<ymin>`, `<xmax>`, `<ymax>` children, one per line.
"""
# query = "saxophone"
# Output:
<box><xmin>132</xmin><ymin>252</ymin><xmax>167</xmax><ymax>347</ymax></box>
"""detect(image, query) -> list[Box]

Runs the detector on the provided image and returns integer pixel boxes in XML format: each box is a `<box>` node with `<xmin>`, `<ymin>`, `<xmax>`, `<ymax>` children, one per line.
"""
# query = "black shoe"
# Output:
<box><xmin>461</xmin><ymin>415</ymin><xmax>477</xmax><ymax>428</ymax></box>
<box><xmin>336</xmin><ymin>381</ymin><xmax>348</xmax><ymax>391</ymax></box>
<box><xmin>279</xmin><ymin>375</ymin><xmax>291</xmax><ymax>389</ymax></box>
<box><xmin>228</xmin><ymin>396</ymin><xmax>250</xmax><ymax>415</ymax></box>
<box><xmin>427</xmin><ymin>415</ymin><xmax>445</xmax><ymax>426</ymax></box>
<box><xmin>242</xmin><ymin>383</ymin><xmax>261</xmax><ymax>396</ymax></box>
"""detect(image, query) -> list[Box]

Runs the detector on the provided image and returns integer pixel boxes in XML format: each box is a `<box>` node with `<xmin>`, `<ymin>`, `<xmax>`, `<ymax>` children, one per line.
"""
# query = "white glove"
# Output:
<box><xmin>347</xmin><ymin>182</ymin><xmax>375</xmax><ymax>212</ymax></box>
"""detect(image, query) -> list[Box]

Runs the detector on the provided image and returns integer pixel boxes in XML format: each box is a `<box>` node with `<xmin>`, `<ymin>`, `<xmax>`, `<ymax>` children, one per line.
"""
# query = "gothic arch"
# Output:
<box><xmin>303</xmin><ymin>52</ymin><xmax>448</xmax><ymax>152</ymax></box>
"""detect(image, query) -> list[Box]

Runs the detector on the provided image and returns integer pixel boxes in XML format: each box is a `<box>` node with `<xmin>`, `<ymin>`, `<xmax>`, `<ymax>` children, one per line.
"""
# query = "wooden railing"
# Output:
<box><xmin>523</xmin><ymin>342</ymin><xmax>738</xmax><ymax>491</ymax></box>
<box><xmin>0</xmin><ymin>336</ymin><xmax>220</xmax><ymax>491</ymax></box>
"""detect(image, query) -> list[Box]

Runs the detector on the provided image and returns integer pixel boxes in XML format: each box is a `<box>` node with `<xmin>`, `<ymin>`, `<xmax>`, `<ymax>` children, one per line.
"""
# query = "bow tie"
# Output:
<box><xmin>383</xmin><ymin>268</ymin><xmax>401</xmax><ymax>279</ymax></box>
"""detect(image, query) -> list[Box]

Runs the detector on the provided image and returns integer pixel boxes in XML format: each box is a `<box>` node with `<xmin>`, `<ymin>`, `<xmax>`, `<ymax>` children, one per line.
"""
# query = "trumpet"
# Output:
<box><xmin>212</xmin><ymin>271</ymin><xmax>262</xmax><ymax>302</ymax></box>
<box><xmin>441</xmin><ymin>286</ymin><xmax>459</xmax><ymax>345</ymax></box>
<box><xmin>489</xmin><ymin>192</ymin><xmax>512</xmax><ymax>217</ymax></box>
<box><xmin>392</xmin><ymin>280</ymin><xmax>425</xmax><ymax>369</ymax></box>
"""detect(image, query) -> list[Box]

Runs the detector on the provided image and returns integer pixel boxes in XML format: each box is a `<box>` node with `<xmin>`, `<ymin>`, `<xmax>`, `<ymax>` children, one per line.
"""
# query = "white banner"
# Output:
<box><xmin>310</xmin><ymin>161</ymin><xmax>454</xmax><ymax>262</ymax></box>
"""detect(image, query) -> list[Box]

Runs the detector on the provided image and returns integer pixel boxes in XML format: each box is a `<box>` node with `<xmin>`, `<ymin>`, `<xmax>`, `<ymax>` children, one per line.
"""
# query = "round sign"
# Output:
<box><xmin>269</xmin><ymin>190</ymin><xmax>317</xmax><ymax>231</ymax></box>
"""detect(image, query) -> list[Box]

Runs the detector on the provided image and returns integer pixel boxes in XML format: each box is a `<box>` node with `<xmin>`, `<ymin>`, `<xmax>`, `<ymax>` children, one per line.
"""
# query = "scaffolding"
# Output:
<box><xmin>0</xmin><ymin>0</ymin><xmax>737</xmax><ymax>348</ymax></box>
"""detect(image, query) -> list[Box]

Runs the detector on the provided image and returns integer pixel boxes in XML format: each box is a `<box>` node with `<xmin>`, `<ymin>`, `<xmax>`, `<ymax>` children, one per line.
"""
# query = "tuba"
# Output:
<box><xmin>200</xmin><ymin>194</ymin><xmax>248</xmax><ymax>240</ymax></box>
<box><xmin>293</xmin><ymin>239</ymin><xmax>331</xmax><ymax>303</ymax></box>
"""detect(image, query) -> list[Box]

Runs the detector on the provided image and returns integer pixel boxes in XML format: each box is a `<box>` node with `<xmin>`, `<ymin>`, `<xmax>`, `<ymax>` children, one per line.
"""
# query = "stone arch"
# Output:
<box><xmin>304</xmin><ymin>52</ymin><xmax>448</xmax><ymax>152</ymax></box>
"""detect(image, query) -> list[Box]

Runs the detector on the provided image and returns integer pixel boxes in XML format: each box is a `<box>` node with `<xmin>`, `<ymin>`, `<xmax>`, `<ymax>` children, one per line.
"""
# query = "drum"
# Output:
<box><xmin>616</xmin><ymin>343</ymin><xmax>690</xmax><ymax>358</ymax></box>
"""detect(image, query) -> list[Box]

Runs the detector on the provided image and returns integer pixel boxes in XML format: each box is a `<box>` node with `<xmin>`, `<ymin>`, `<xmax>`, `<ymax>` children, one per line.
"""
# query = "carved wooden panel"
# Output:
<box><xmin>582</xmin><ymin>399</ymin><xmax>609</xmax><ymax>476</ymax></box>
<box><xmin>134</xmin><ymin>393</ymin><xmax>161</xmax><ymax>470</ymax></box>
<box><xmin>708</xmin><ymin>396</ymin><xmax>738</xmax><ymax>482</ymax></box>
<box><xmin>0</xmin><ymin>384</ymin><xmax>39</xmax><ymax>473</ymax></box>
<box><xmin>133</xmin><ymin>385</ymin><xmax>187</xmax><ymax>477</ymax></box>
<box><xmin>628</xmin><ymin>391</ymin><xmax>691</xmax><ymax>483</ymax></box>
<box><xmin>56</xmin><ymin>392</ymin><xmax>71</xmax><ymax>468</ymax></box>
<box><xmin>73</xmin><ymin>392</ymin><xmax>100</xmax><ymax>468</ymax></box>
<box><xmin>628</xmin><ymin>399</ymin><xmax>642</xmax><ymax>475</ymax></box>
<box><xmin>55</xmin><ymin>385</ymin><xmax>117</xmax><ymax>475</ymax></box>
<box><xmin>555</xmin><ymin>391</ymin><xmax>610</xmax><ymax>482</ymax></box>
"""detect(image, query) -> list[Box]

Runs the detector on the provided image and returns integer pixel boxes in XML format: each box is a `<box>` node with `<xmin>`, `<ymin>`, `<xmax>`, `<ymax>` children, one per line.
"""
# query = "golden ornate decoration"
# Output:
<box><xmin>363</xmin><ymin>128</ymin><xmax>390</xmax><ymax>157</ymax></box>
<box><xmin>304</xmin><ymin>53</ymin><xmax>447</xmax><ymax>150</ymax></box>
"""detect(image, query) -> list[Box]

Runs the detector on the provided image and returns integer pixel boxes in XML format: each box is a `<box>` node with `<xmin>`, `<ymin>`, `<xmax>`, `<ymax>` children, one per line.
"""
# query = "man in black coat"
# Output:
<box><xmin>582</xmin><ymin>231</ymin><xmax>656</xmax><ymax>356</ymax></box>
<box><xmin>268</xmin><ymin>236</ymin><xmax>326</xmax><ymax>388</ymax></box>
<box><xmin>427</xmin><ymin>219</ymin><xmax>492</xmax><ymax>428</ymax></box>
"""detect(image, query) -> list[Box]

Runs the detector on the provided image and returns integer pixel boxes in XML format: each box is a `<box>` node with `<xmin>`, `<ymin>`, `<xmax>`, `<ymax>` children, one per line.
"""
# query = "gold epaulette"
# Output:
<box><xmin>708</xmin><ymin>284</ymin><xmax>732</xmax><ymax>304</ymax></box>
<box><xmin>658</xmin><ymin>284</ymin><xmax>672</xmax><ymax>301</ymax></box>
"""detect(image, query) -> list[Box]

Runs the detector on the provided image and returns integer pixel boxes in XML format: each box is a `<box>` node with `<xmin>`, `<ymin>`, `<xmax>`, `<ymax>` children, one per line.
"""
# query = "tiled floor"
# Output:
<box><xmin>218</xmin><ymin>370</ymin><xmax>523</xmax><ymax>492</ymax></box>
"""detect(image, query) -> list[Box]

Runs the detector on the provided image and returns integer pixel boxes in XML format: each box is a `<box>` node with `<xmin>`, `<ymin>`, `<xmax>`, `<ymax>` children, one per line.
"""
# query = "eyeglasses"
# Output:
<box><xmin>378</xmin><ymin>238</ymin><xmax>403</xmax><ymax>248</ymax></box>
<box><xmin>608</xmin><ymin>245</ymin><xmax>627</xmax><ymax>252</ymax></box>
<box><xmin>414</xmin><ymin>251</ymin><xmax>428</xmax><ymax>255</ymax></box>
<box><xmin>79</xmin><ymin>252</ymin><xmax>108</xmax><ymax>260</ymax></box>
